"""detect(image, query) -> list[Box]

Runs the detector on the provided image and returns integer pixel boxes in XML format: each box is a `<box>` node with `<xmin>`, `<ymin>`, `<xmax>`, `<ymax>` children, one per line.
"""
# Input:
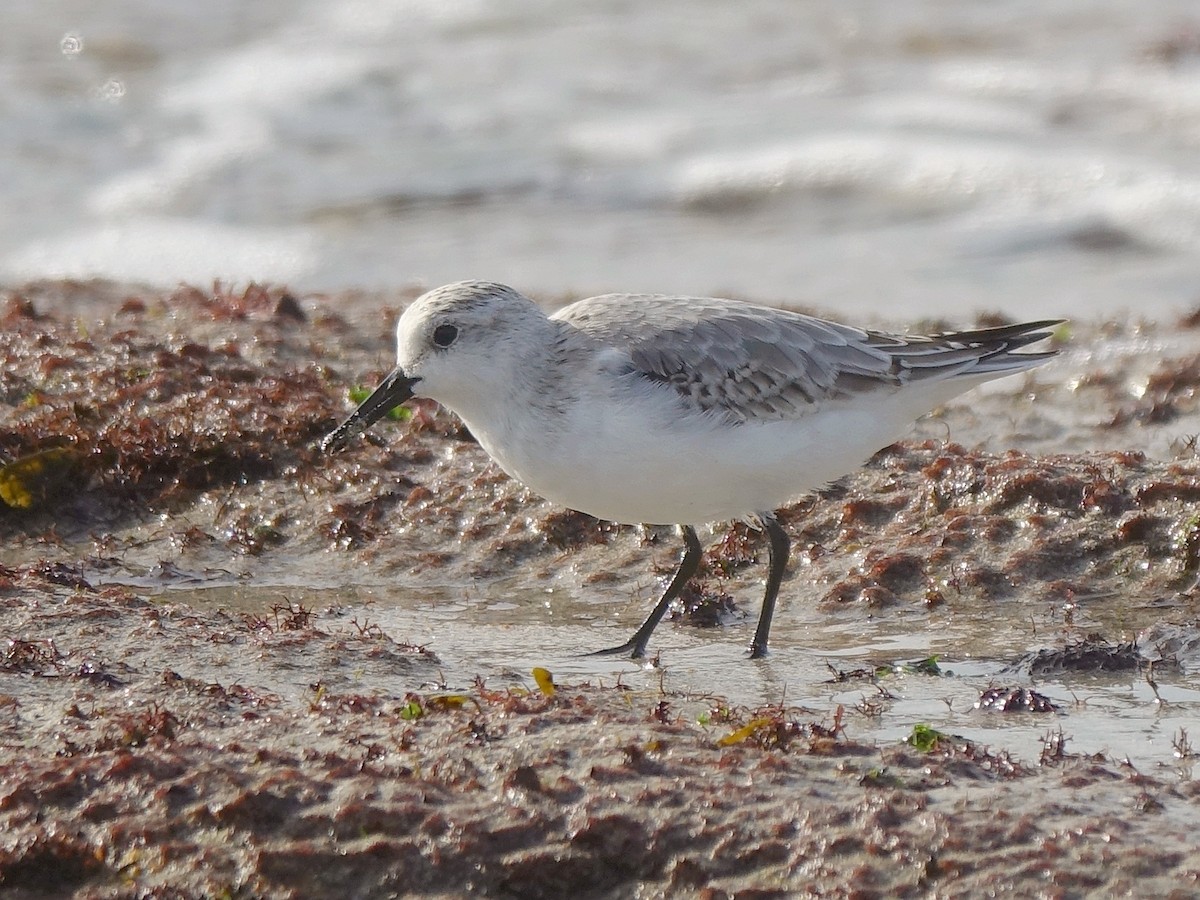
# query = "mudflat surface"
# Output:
<box><xmin>2</xmin><ymin>280</ymin><xmax>1200</xmax><ymax>898</ymax></box>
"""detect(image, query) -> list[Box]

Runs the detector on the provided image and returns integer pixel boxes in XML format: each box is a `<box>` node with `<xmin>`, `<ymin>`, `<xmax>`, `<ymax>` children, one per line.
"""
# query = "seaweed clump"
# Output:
<box><xmin>0</xmin><ymin>283</ymin><xmax>344</xmax><ymax>533</ymax></box>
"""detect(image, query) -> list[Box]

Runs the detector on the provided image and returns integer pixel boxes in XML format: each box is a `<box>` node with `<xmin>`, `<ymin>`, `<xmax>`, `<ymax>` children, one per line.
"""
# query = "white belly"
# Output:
<box><xmin>463</xmin><ymin>379</ymin><xmax>953</xmax><ymax>526</ymax></box>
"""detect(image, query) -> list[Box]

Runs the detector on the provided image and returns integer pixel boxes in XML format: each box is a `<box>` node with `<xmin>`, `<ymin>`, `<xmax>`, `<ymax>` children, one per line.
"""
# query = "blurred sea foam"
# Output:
<box><xmin>3</xmin><ymin>0</ymin><xmax>1200</xmax><ymax>319</ymax></box>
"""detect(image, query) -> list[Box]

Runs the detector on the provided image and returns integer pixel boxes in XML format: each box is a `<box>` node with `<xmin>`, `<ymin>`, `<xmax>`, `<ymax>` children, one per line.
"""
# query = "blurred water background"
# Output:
<box><xmin>3</xmin><ymin>1</ymin><xmax>1200</xmax><ymax>319</ymax></box>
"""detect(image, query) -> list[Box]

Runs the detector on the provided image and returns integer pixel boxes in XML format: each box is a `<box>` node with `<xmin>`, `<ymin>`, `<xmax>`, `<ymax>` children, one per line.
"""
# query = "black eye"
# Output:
<box><xmin>432</xmin><ymin>324</ymin><xmax>458</xmax><ymax>348</ymax></box>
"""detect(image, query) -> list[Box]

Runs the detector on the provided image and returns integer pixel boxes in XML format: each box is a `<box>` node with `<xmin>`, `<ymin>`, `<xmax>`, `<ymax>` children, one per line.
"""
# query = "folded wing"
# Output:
<box><xmin>555</xmin><ymin>294</ymin><xmax>1060</xmax><ymax>424</ymax></box>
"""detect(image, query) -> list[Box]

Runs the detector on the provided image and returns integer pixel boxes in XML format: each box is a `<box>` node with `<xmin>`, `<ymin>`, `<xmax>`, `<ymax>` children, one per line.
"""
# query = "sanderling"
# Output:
<box><xmin>324</xmin><ymin>281</ymin><xmax>1060</xmax><ymax>659</ymax></box>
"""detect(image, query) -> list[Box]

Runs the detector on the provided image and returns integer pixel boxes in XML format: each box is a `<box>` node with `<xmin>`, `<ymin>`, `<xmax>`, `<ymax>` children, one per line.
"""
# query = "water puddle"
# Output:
<box><xmin>136</xmin><ymin>577</ymin><xmax>1200</xmax><ymax>772</ymax></box>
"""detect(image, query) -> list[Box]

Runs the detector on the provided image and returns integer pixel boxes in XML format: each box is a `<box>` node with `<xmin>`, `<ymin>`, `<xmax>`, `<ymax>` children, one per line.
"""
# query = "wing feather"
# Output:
<box><xmin>553</xmin><ymin>294</ymin><xmax>1059</xmax><ymax>424</ymax></box>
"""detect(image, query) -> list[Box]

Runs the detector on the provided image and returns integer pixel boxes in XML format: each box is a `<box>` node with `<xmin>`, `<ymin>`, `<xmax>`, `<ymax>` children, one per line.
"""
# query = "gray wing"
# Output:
<box><xmin>554</xmin><ymin>294</ymin><xmax>1060</xmax><ymax>424</ymax></box>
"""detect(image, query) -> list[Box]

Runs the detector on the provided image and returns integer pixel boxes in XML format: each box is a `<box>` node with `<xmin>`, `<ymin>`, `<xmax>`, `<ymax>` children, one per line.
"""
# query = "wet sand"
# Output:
<box><xmin>2</xmin><ymin>280</ymin><xmax>1200</xmax><ymax>897</ymax></box>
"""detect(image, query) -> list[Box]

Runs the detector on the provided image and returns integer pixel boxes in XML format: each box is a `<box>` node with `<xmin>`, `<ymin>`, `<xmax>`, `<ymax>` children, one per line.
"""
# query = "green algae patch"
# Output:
<box><xmin>907</xmin><ymin>723</ymin><xmax>950</xmax><ymax>752</ymax></box>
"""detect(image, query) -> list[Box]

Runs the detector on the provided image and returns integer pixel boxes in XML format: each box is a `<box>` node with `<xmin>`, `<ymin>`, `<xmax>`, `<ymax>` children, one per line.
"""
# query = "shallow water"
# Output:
<box><xmin>4</xmin><ymin>1</ymin><xmax>1200</xmax><ymax>320</ymax></box>
<box><xmin>137</xmin><ymin>578</ymin><xmax>1200</xmax><ymax>773</ymax></box>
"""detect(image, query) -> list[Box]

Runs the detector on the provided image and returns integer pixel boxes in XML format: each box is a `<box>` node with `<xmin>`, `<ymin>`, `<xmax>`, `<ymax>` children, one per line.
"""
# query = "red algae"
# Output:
<box><xmin>8</xmin><ymin>619</ymin><xmax>1190</xmax><ymax>900</ymax></box>
<box><xmin>2</xmin><ymin>281</ymin><xmax>1200</xmax><ymax>896</ymax></box>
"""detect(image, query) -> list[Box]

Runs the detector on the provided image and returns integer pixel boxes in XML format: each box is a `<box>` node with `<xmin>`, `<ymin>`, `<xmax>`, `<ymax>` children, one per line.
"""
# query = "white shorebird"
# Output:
<box><xmin>323</xmin><ymin>281</ymin><xmax>1060</xmax><ymax>659</ymax></box>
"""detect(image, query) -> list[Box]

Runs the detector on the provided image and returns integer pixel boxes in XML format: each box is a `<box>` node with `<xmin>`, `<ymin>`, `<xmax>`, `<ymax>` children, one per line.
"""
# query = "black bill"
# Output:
<box><xmin>322</xmin><ymin>367</ymin><xmax>420</xmax><ymax>453</ymax></box>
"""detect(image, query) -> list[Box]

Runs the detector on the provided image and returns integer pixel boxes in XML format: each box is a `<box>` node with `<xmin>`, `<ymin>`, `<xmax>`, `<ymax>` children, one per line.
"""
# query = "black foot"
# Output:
<box><xmin>582</xmin><ymin>524</ymin><xmax>702</xmax><ymax>662</ymax></box>
<box><xmin>585</xmin><ymin>639</ymin><xmax>646</xmax><ymax>660</ymax></box>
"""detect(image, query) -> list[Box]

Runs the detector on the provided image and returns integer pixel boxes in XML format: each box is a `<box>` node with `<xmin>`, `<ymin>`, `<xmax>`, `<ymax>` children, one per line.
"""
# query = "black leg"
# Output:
<box><xmin>589</xmin><ymin>525</ymin><xmax>703</xmax><ymax>659</ymax></box>
<box><xmin>749</xmin><ymin>514</ymin><xmax>789</xmax><ymax>659</ymax></box>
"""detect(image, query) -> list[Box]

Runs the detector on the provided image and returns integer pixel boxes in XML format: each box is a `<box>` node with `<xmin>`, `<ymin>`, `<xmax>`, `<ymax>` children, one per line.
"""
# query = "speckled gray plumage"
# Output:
<box><xmin>553</xmin><ymin>293</ymin><xmax>1059</xmax><ymax>425</ymax></box>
